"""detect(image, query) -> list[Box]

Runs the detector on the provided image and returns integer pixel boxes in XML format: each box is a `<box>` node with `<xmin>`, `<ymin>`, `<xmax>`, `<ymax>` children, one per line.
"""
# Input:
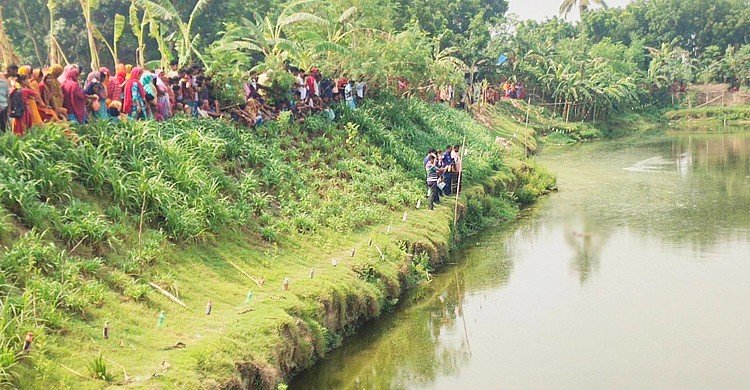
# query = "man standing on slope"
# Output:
<box><xmin>425</xmin><ymin>154</ymin><xmax>446</xmax><ymax>210</ymax></box>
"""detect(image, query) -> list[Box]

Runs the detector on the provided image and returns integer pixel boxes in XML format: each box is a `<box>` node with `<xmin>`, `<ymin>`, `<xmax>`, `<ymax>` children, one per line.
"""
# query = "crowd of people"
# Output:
<box><xmin>484</xmin><ymin>79</ymin><xmax>526</xmax><ymax>105</ymax></box>
<box><xmin>236</xmin><ymin>67</ymin><xmax>367</xmax><ymax>126</ymax></box>
<box><xmin>0</xmin><ymin>61</ymin><xmax>368</xmax><ymax>136</ymax></box>
<box><xmin>423</xmin><ymin>145</ymin><xmax>463</xmax><ymax>210</ymax></box>
<box><xmin>0</xmin><ymin>61</ymin><xmax>221</xmax><ymax>135</ymax></box>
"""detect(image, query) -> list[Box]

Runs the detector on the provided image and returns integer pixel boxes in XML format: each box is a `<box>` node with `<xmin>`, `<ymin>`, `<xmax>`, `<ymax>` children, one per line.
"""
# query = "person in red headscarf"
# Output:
<box><xmin>122</xmin><ymin>67</ymin><xmax>150</xmax><ymax>119</ymax></box>
<box><xmin>109</xmin><ymin>63</ymin><xmax>126</xmax><ymax>102</ymax></box>
<box><xmin>60</xmin><ymin>65</ymin><xmax>93</xmax><ymax>124</ymax></box>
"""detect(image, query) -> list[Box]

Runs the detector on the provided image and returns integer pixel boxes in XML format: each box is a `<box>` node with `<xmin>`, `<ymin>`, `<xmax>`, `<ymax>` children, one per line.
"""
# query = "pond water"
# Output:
<box><xmin>292</xmin><ymin>130</ymin><xmax>750</xmax><ymax>389</ymax></box>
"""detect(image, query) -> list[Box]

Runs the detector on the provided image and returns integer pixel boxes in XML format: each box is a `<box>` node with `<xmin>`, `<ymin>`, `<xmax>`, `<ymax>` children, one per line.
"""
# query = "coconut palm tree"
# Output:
<box><xmin>559</xmin><ymin>0</ymin><xmax>608</xmax><ymax>19</ymax></box>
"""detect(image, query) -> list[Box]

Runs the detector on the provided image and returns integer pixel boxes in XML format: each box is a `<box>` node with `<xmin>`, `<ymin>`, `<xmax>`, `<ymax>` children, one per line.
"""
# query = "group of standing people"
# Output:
<box><xmin>424</xmin><ymin>145</ymin><xmax>463</xmax><ymax>210</ymax></box>
<box><xmin>0</xmin><ymin>61</ymin><xmax>221</xmax><ymax>136</ymax></box>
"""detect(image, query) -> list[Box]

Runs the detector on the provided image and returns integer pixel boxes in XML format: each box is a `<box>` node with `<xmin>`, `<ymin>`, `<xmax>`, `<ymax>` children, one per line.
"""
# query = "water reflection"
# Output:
<box><xmin>293</xmin><ymin>131</ymin><xmax>750</xmax><ymax>389</ymax></box>
<box><xmin>562</xmin><ymin>217</ymin><xmax>610</xmax><ymax>284</ymax></box>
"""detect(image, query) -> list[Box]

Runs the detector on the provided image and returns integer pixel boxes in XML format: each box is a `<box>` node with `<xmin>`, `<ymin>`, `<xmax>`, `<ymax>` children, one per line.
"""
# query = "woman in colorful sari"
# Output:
<box><xmin>11</xmin><ymin>75</ymin><xmax>41</xmax><ymax>135</ymax></box>
<box><xmin>84</xmin><ymin>71</ymin><xmax>108</xmax><ymax>120</ymax></box>
<box><xmin>154</xmin><ymin>70</ymin><xmax>172</xmax><ymax>121</ymax></box>
<box><xmin>122</xmin><ymin>67</ymin><xmax>150</xmax><ymax>120</ymax></box>
<box><xmin>141</xmin><ymin>71</ymin><xmax>157</xmax><ymax>119</ymax></box>
<box><xmin>108</xmin><ymin>64</ymin><xmax>126</xmax><ymax>102</ymax></box>
<box><xmin>29</xmin><ymin>69</ymin><xmax>44</xmax><ymax>95</ymax></box>
<box><xmin>61</xmin><ymin>65</ymin><xmax>92</xmax><ymax>124</ymax></box>
<box><xmin>98</xmin><ymin>67</ymin><xmax>111</xmax><ymax>101</ymax></box>
<box><xmin>125</xmin><ymin>64</ymin><xmax>133</xmax><ymax>80</ymax></box>
<box><xmin>21</xmin><ymin>74</ymin><xmax>59</xmax><ymax>123</ymax></box>
<box><xmin>43</xmin><ymin>64</ymin><xmax>67</xmax><ymax>119</ymax></box>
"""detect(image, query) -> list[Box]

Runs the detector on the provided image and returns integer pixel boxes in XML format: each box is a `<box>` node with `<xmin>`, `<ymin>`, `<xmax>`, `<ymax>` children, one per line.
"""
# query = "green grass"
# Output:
<box><xmin>665</xmin><ymin>106</ymin><xmax>750</xmax><ymax>122</ymax></box>
<box><xmin>0</xmin><ymin>97</ymin><xmax>554</xmax><ymax>388</ymax></box>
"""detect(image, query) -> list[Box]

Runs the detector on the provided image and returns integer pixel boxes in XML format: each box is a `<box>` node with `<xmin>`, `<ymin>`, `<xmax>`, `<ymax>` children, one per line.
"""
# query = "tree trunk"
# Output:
<box><xmin>0</xmin><ymin>6</ymin><xmax>21</xmax><ymax>67</ymax></box>
<box><xmin>80</xmin><ymin>1</ymin><xmax>100</xmax><ymax>70</ymax></box>
<box><xmin>19</xmin><ymin>5</ymin><xmax>44</xmax><ymax>66</ymax></box>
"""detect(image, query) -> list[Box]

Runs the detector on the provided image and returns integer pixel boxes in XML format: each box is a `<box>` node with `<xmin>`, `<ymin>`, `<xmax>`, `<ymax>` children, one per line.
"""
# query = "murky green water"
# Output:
<box><xmin>293</xmin><ymin>130</ymin><xmax>750</xmax><ymax>389</ymax></box>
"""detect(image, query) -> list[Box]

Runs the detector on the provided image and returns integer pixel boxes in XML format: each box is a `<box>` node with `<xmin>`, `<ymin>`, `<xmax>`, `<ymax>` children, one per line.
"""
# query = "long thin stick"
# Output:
<box><xmin>374</xmin><ymin>244</ymin><xmax>385</xmax><ymax>260</ymax></box>
<box><xmin>104</xmin><ymin>357</ymin><xmax>129</xmax><ymax>379</ymax></box>
<box><xmin>228</xmin><ymin>260</ymin><xmax>264</xmax><ymax>288</ymax></box>
<box><xmin>148</xmin><ymin>282</ymin><xmax>188</xmax><ymax>309</ymax></box>
<box><xmin>60</xmin><ymin>363</ymin><xmax>102</xmax><ymax>381</ymax></box>
<box><xmin>68</xmin><ymin>235</ymin><xmax>88</xmax><ymax>255</ymax></box>
<box><xmin>452</xmin><ymin>135</ymin><xmax>467</xmax><ymax>241</ymax></box>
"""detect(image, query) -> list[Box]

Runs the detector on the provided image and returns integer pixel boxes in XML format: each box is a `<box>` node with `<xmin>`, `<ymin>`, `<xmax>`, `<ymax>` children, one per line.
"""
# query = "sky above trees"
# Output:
<box><xmin>508</xmin><ymin>0</ymin><xmax>633</xmax><ymax>21</ymax></box>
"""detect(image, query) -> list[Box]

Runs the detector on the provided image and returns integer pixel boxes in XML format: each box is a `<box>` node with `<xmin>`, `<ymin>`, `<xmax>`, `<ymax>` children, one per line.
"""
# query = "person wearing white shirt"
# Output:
<box><xmin>345</xmin><ymin>80</ymin><xmax>355</xmax><ymax>110</ymax></box>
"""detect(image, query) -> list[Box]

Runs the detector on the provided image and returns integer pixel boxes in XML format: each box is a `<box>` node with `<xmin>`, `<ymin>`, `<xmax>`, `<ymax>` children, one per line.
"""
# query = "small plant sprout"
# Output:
<box><xmin>103</xmin><ymin>321</ymin><xmax>110</xmax><ymax>339</ymax></box>
<box><xmin>245</xmin><ymin>291</ymin><xmax>253</xmax><ymax>305</ymax></box>
<box><xmin>309</xmin><ymin>268</ymin><xmax>315</xmax><ymax>279</ymax></box>
<box><xmin>283</xmin><ymin>278</ymin><xmax>290</xmax><ymax>291</ymax></box>
<box><xmin>157</xmin><ymin>311</ymin><xmax>166</xmax><ymax>328</ymax></box>
<box><xmin>205</xmin><ymin>302</ymin><xmax>212</xmax><ymax>315</ymax></box>
<box><xmin>23</xmin><ymin>332</ymin><xmax>33</xmax><ymax>354</ymax></box>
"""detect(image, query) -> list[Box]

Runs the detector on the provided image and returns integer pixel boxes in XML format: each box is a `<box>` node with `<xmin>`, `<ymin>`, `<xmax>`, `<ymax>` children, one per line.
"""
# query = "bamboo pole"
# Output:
<box><xmin>452</xmin><ymin>135</ymin><xmax>467</xmax><ymax>241</ymax></box>
<box><xmin>148</xmin><ymin>282</ymin><xmax>187</xmax><ymax>308</ymax></box>
<box><xmin>227</xmin><ymin>260</ymin><xmax>264</xmax><ymax>288</ymax></box>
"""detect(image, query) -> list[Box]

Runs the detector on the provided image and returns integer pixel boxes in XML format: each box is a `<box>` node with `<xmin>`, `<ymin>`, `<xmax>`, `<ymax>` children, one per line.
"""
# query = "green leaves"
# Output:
<box><xmin>113</xmin><ymin>14</ymin><xmax>125</xmax><ymax>42</ymax></box>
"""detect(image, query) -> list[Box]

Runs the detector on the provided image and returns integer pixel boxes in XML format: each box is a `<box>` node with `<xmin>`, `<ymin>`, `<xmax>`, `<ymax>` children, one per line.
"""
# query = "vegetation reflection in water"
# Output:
<box><xmin>292</xmin><ymin>130</ymin><xmax>750</xmax><ymax>389</ymax></box>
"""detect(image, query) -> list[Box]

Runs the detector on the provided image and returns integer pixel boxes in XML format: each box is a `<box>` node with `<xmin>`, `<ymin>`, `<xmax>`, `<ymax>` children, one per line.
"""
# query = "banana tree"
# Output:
<box><xmin>136</xmin><ymin>0</ymin><xmax>214</xmax><ymax>66</ymax></box>
<box><xmin>92</xmin><ymin>14</ymin><xmax>125</xmax><ymax>66</ymax></box>
<box><xmin>429</xmin><ymin>39</ymin><xmax>468</xmax><ymax>87</ymax></box>
<box><xmin>647</xmin><ymin>40</ymin><xmax>693</xmax><ymax>90</ymax></box>
<box><xmin>147</xmin><ymin>16</ymin><xmax>172</xmax><ymax>69</ymax></box>
<box><xmin>217</xmin><ymin>0</ymin><xmax>330</xmax><ymax>67</ymax></box>
<box><xmin>78</xmin><ymin>0</ymin><xmax>101</xmax><ymax>69</ymax></box>
<box><xmin>130</xmin><ymin>0</ymin><xmax>148</xmax><ymax>67</ymax></box>
<box><xmin>47</xmin><ymin>0</ymin><xmax>69</xmax><ymax>65</ymax></box>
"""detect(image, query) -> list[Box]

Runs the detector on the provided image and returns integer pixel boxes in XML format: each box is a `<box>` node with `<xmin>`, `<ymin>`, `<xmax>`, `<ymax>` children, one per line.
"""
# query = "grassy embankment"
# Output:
<box><xmin>488</xmin><ymin>97</ymin><xmax>750</xmax><ymax>144</ymax></box>
<box><xmin>0</xmin><ymin>96</ymin><xmax>554</xmax><ymax>388</ymax></box>
<box><xmin>664</xmin><ymin>106</ymin><xmax>750</xmax><ymax>128</ymax></box>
